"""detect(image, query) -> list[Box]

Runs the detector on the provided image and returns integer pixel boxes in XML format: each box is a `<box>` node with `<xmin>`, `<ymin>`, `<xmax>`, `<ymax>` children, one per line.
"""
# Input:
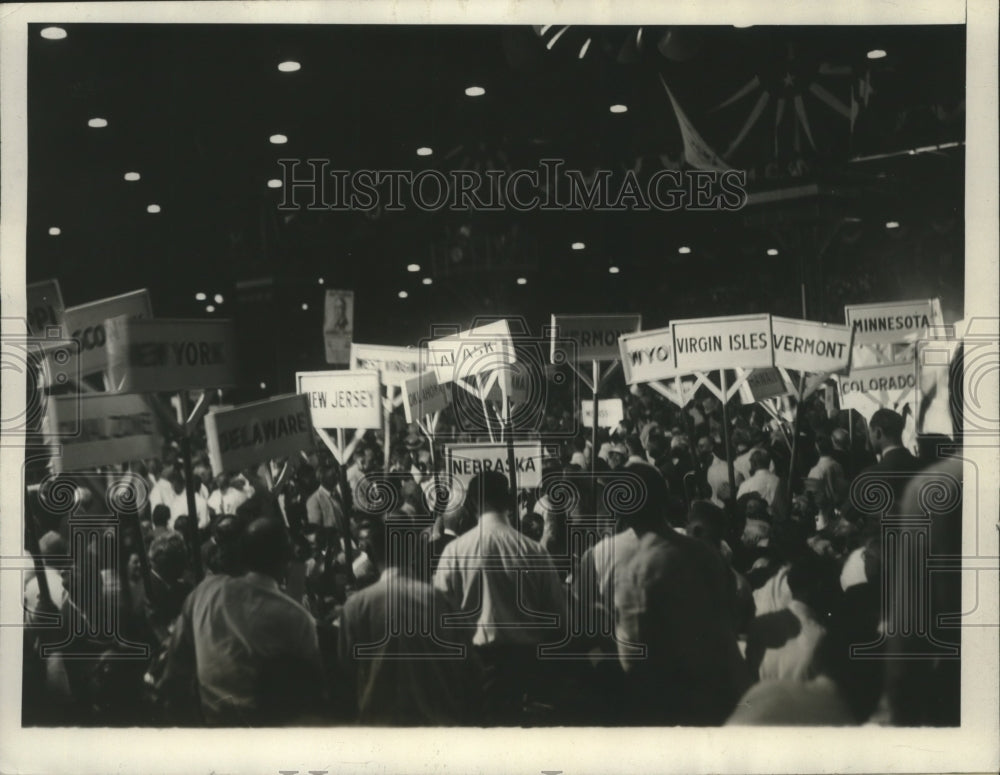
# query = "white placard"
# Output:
<box><xmin>551</xmin><ymin>313</ymin><xmax>642</xmax><ymax>363</ymax></box>
<box><xmin>619</xmin><ymin>326</ymin><xmax>677</xmax><ymax>384</ymax></box>
<box><xmin>671</xmin><ymin>313</ymin><xmax>773</xmax><ymax>373</ymax></box>
<box><xmin>837</xmin><ymin>361</ymin><xmax>917</xmax><ymax>412</ymax></box>
<box><xmin>46</xmin><ymin>393</ymin><xmax>162</xmax><ymax>472</ymax></box>
<box><xmin>403</xmin><ymin>370</ymin><xmax>451</xmax><ymax>423</ymax></box>
<box><xmin>581</xmin><ymin>398</ymin><xmax>624</xmax><ymax>428</ymax></box>
<box><xmin>295</xmin><ymin>370</ymin><xmax>382</xmax><ymax>429</ymax></box>
<box><xmin>61</xmin><ymin>289</ymin><xmax>153</xmax><ymax>377</ymax></box>
<box><xmin>204</xmin><ymin>393</ymin><xmax>314</xmax><ymax>474</ymax></box>
<box><xmin>446</xmin><ymin>441</ymin><xmax>543</xmax><ymax>492</ymax></box>
<box><xmin>739</xmin><ymin>368</ymin><xmax>794</xmax><ymax>404</ymax></box>
<box><xmin>426</xmin><ymin>319</ymin><xmax>515</xmax><ymax>383</ymax></box>
<box><xmin>350</xmin><ymin>343</ymin><xmax>424</xmax><ymax>387</ymax></box>
<box><xmin>844</xmin><ymin>298</ymin><xmax>940</xmax><ymax>346</ymax></box>
<box><xmin>106</xmin><ymin>317</ymin><xmax>238</xmax><ymax>393</ymax></box>
<box><xmin>771</xmin><ymin>316</ymin><xmax>854</xmax><ymax>374</ymax></box>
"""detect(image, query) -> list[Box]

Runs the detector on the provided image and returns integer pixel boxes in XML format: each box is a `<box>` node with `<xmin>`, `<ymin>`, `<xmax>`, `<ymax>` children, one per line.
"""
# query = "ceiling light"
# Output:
<box><xmin>267</xmin><ymin>179</ymin><xmax>282</xmax><ymax>188</ymax></box>
<box><xmin>206</xmin><ymin>305</ymin><xmax>215</xmax><ymax>313</ymax></box>
<box><xmin>88</xmin><ymin>118</ymin><xmax>108</xmax><ymax>128</ymax></box>
<box><xmin>733</xmin><ymin>23</ymin><xmax>754</xmax><ymax>28</ymax></box>
<box><xmin>766</xmin><ymin>248</ymin><xmax>779</xmax><ymax>256</ymax></box>
<box><xmin>885</xmin><ymin>220</ymin><xmax>900</xmax><ymax>229</ymax></box>
<box><xmin>398</xmin><ymin>291</ymin><xmax>409</xmax><ymax>299</ymax></box>
<box><xmin>678</xmin><ymin>245</ymin><xmax>691</xmax><ymax>254</ymax></box>
<box><xmin>48</xmin><ymin>227</ymin><xmax>61</xmax><ymax>236</ymax></box>
<box><xmin>407</xmin><ymin>263</ymin><xmax>420</xmax><ymax>272</ymax></box>
<box><xmin>867</xmin><ymin>49</ymin><xmax>887</xmax><ymax>60</ymax></box>
<box><xmin>609</xmin><ymin>266</ymin><xmax>620</xmax><ymax>274</ymax></box>
<box><xmin>318</xmin><ymin>277</ymin><xmax>325</xmax><ymax>285</ymax></box>
<box><xmin>465</xmin><ymin>85</ymin><xmax>485</xmax><ymax>97</ymax></box>
<box><xmin>124</xmin><ymin>171</ymin><xmax>140</xmax><ymax>181</ymax></box>
<box><xmin>214</xmin><ymin>294</ymin><xmax>224</xmax><ymax>304</ymax></box>
<box><xmin>277</xmin><ymin>61</ymin><xmax>301</xmax><ymax>72</ymax></box>
<box><xmin>40</xmin><ymin>27</ymin><xmax>67</xmax><ymax>40</ymax></box>
<box><xmin>416</xmin><ymin>147</ymin><xmax>433</xmax><ymax>157</ymax></box>
<box><xmin>571</xmin><ymin>241</ymin><xmax>585</xmax><ymax>250</ymax></box>
<box><xmin>260</xmin><ymin>382</ymin><xmax>267</xmax><ymax>390</ymax></box>
<box><xmin>578</xmin><ymin>38</ymin><xmax>591</xmax><ymax>59</ymax></box>
<box><xmin>269</xmin><ymin>134</ymin><xmax>288</xmax><ymax>144</ymax></box>
<box><xmin>147</xmin><ymin>204</ymin><xmax>161</xmax><ymax>213</ymax></box>
<box><xmin>516</xmin><ymin>277</ymin><xmax>527</xmax><ymax>285</ymax></box>
<box><xmin>609</xmin><ymin>104</ymin><xmax>628</xmax><ymax>114</ymax></box>
<box><xmin>195</xmin><ymin>292</ymin><xmax>207</xmax><ymax>301</ymax></box>
<box><xmin>422</xmin><ymin>277</ymin><xmax>433</xmax><ymax>285</ymax></box>
<box><xmin>301</xmin><ymin>303</ymin><xmax>309</xmax><ymax>311</ymax></box>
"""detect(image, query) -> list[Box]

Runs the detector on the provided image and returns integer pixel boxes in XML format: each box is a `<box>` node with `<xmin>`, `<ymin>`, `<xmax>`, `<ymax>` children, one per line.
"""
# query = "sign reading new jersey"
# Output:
<box><xmin>204</xmin><ymin>393</ymin><xmax>314</xmax><ymax>474</ymax></box>
<box><xmin>427</xmin><ymin>319</ymin><xmax>515</xmax><ymax>383</ymax></box>
<box><xmin>403</xmin><ymin>370</ymin><xmax>451</xmax><ymax>423</ymax></box>
<box><xmin>837</xmin><ymin>361</ymin><xmax>917</xmax><ymax>411</ymax></box>
<box><xmin>671</xmin><ymin>313</ymin><xmax>773</xmax><ymax>373</ymax></box>
<box><xmin>47</xmin><ymin>393</ymin><xmax>162</xmax><ymax>471</ymax></box>
<box><xmin>619</xmin><ymin>326</ymin><xmax>677</xmax><ymax>384</ymax></box>
<box><xmin>106</xmin><ymin>318</ymin><xmax>238</xmax><ymax>393</ymax></box>
<box><xmin>350</xmin><ymin>343</ymin><xmax>424</xmax><ymax>387</ymax></box>
<box><xmin>446</xmin><ymin>441</ymin><xmax>543</xmax><ymax>493</ymax></box>
<box><xmin>844</xmin><ymin>298</ymin><xmax>940</xmax><ymax>346</ymax></box>
<box><xmin>739</xmin><ymin>368</ymin><xmax>793</xmax><ymax>404</ymax></box>
<box><xmin>62</xmin><ymin>289</ymin><xmax>153</xmax><ymax>377</ymax></box>
<box><xmin>771</xmin><ymin>316</ymin><xmax>854</xmax><ymax>374</ymax></box>
<box><xmin>27</xmin><ymin>279</ymin><xmax>66</xmax><ymax>336</ymax></box>
<box><xmin>581</xmin><ymin>398</ymin><xmax>624</xmax><ymax>428</ymax></box>
<box><xmin>296</xmin><ymin>370</ymin><xmax>382</xmax><ymax>429</ymax></box>
<box><xmin>551</xmin><ymin>314</ymin><xmax>642</xmax><ymax>363</ymax></box>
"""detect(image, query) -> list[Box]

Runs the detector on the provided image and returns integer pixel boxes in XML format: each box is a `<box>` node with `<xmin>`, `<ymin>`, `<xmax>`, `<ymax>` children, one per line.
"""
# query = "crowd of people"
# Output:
<box><xmin>22</xmin><ymin>371</ymin><xmax>963</xmax><ymax>727</ymax></box>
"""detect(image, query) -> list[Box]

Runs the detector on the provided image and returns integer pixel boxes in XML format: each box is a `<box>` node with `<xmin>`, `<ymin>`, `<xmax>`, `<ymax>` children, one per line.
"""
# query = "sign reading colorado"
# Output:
<box><xmin>837</xmin><ymin>361</ymin><xmax>917</xmax><ymax>410</ymax></box>
<box><xmin>670</xmin><ymin>313</ymin><xmax>773</xmax><ymax>373</ymax></box>
<box><xmin>619</xmin><ymin>325</ymin><xmax>677</xmax><ymax>384</ymax></box>
<box><xmin>296</xmin><ymin>370</ymin><xmax>382</xmax><ymax>429</ymax></box>
<box><xmin>204</xmin><ymin>393</ymin><xmax>314</xmax><ymax>474</ymax></box>
<box><xmin>771</xmin><ymin>316</ymin><xmax>853</xmax><ymax>374</ymax></box>
<box><xmin>551</xmin><ymin>313</ymin><xmax>642</xmax><ymax>363</ymax></box>
<box><xmin>844</xmin><ymin>298</ymin><xmax>940</xmax><ymax>346</ymax></box>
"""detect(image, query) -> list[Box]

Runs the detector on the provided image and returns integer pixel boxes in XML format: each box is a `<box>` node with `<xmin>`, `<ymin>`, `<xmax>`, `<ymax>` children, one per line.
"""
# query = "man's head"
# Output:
<box><xmin>749</xmin><ymin>448</ymin><xmax>771</xmax><ymax>474</ymax></box>
<box><xmin>732</xmin><ymin>429</ymin><xmax>751</xmax><ymax>455</ymax></box>
<box><xmin>242</xmin><ymin>517</ymin><xmax>291</xmax><ymax>580</ymax></box>
<box><xmin>214</xmin><ymin>473</ymin><xmax>231</xmax><ymax>492</ymax></box>
<box><xmin>815</xmin><ymin>433</ymin><xmax>834</xmax><ymax>457</ymax></box>
<box><xmin>617</xmin><ymin>462</ymin><xmax>669</xmax><ymax>535</ymax></box>
<box><xmin>169</xmin><ymin>470</ymin><xmax>186</xmax><ymax>495</ymax></box>
<box><xmin>606</xmin><ymin>441</ymin><xmax>628</xmax><ymax>469</ymax></box>
<box><xmin>868</xmin><ymin>408</ymin><xmax>905</xmax><ymax>455</ymax></box>
<box><xmin>465</xmin><ymin>471</ymin><xmax>511</xmax><ymax>521</ymax></box>
<box><xmin>318</xmin><ymin>465</ymin><xmax>338</xmax><ymax>492</ymax></box>
<box><xmin>149</xmin><ymin>532</ymin><xmax>188</xmax><ymax>581</ymax></box>
<box><xmin>687</xmin><ymin>500</ymin><xmax>727</xmax><ymax>548</ymax></box>
<box><xmin>831</xmin><ymin>427</ymin><xmax>850</xmax><ymax>452</ymax></box>
<box><xmin>695</xmin><ymin>435</ymin><xmax>715</xmax><ymax>466</ymax></box>
<box><xmin>624</xmin><ymin>434</ymin><xmax>644</xmax><ymax>459</ymax></box>
<box><xmin>151</xmin><ymin>504</ymin><xmax>171</xmax><ymax>529</ymax></box>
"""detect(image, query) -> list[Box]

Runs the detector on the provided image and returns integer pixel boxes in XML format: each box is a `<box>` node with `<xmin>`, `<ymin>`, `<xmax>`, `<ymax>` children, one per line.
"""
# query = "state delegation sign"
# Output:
<box><xmin>426</xmin><ymin>319</ymin><xmax>515</xmax><ymax>384</ymax></box>
<box><xmin>551</xmin><ymin>313</ymin><xmax>641</xmax><ymax>363</ymax></box>
<box><xmin>837</xmin><ymin>361</ymin><xmax>917</xmax><ymax>413</ymax></box>
<box><xmin>770</xmin><ymin>316</ymin><xmax>854</xmax><ymax>374</ymax></box>
<box><xmin>26</xmin><ymin>279</ymin><xmax>66</xmax><ymax>336</ymax></box>
<box><xmin>670</xmin><ymin>313</ymin><xmax>774</xmax><ymax>373</ymax></box>
<box><xmin>46</xmin><ymin>393</ymin><xmax>162</xmax><ymax>472</ymax></box>
<box><xmin>403</xmin><ymin>370</ymin><xmax>451</xmax><ymax>423</ymax></box>
<box><xmin>296</xmin><ymin>370</ymin><xmax>382</xmax><ymax>429</ymax></box>
<box><xmin>350</xmin><ymin>343</ymin><xmax>424</xmax><ymax>388</ymax></box>
<box><xmin>446</xmin><ymin>441</ymin><xmax>543</xmax><ymax>494</ymax></box>
<box><xmin>61</xmin><ymin>289</ymin><xmax>153</xmax><ymax>377</ymax></box>
<box><xmin>106</xmin><ymin>318</ymin><xmax>238</xmax><ymax>393</ymax></box>
<box><xmin>844</xmin><ymin>298</ymin><xmax>941</xmax><ymax>346</ymax></box>
<box><xmin>204</xmin><ymin>393</ymin><xmax>314</xmax><ymax>474</ymax></box>
<box><xmin>739</xmin><ymin>368</ymin><xmax>793</xmax><ymax>404</ymax></box>
<box><xmin>581</xmin><ymin>398</ymin><xmax>624</xmax><ymax>428</ymax></box>
<box><xmin>619</xmin><ymin>326</ymin><xmax>677</xmax><ymax>385</ymax></box>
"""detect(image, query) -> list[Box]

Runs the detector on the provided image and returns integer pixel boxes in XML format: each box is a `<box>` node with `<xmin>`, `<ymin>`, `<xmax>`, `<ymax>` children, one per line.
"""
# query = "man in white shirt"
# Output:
<box><xmin>162</xmin><ymin>471</ymin><xmax>210</xmax><ymax>531</ymax></box>
<box><xmin>737</xmin><ymin>449</ymin><xmax>783</xmax><ymax>515</ymax></box>
<box><xmin>206</xmin><ymin>473</ymin><xmax>254</xmax><ymax>517</ymax></box>
<box><xmin>697</xmin><ymin>435</ymin><xmax>732</xmax><ymax>507</ymax></box>
<box><xmin>434</xmin><ymin>471</ymin><xmax>566</xmax><ymax>723</ymax></box>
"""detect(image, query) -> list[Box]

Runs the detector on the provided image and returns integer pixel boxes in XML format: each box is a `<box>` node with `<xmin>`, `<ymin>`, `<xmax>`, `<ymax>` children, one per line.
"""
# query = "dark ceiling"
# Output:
<box><xmin>26</xmin><ymin>23</ymin><xmax>965</xmax><ymax>379</ymax></box>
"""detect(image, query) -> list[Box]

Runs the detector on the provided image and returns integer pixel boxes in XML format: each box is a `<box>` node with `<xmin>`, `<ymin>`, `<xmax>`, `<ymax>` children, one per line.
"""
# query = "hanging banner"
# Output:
<box><xmin>26</xmin><ymin>279</ymin><xmax>66</xmax><ymax>336</ymax></box>
<box><xmin>350</xmin><ymin>343</ymin><xmax>424</xmax><ymax>387</ymax></box>
<box><xmin>446</xmin><ymin>441</ymin><xmax>544</xmax><ymax>493</ymax></box>
<box><xmin>619</xmin><ymin>326</ymin><xmax>677</xmax><ymax>384</ymax></box>
<box><xmin>844</xmin><ymin>298</ymin><xmax>941</xmax><ymax>346</ymax></box>
<box><xmin>46</xmin><ymin>393</ymin><xmax>162</xmax><ymax>472</ymax></box>
<box><xmin>670</xmin><ymin>313</ymin><xmax>773</xmax><ymax>373</ymax></box>
<box><xmin>403</xmin><ymin>370</ymin><xmax>451</xmax><ymax>423</ymax></box>
<box><xmin>204</xmin><ymin>393</ymin><xmax>314</xmax><ymax>474</ymax></box>
<box><xmin>323</xmin><ymin>289</ymin><xmax>354</xmax><ymax>365</ymax></box>
<box><xmin>739</xmin><ymin>367</ymin><xmax>794</xmax><ymax>404</ymax></box>
<box><xmin>296</xmin><ymin>370</ymin><xmax>382</xmax><ymax>429</ymax></box>
<box><xmin>106</xmin><ymin>318</ymin><xmax>238</xmax><ymax>393</ymax></box>
<box><xmin>581</xmin><ymin>398</ymin><xmax>624</xmax><ymax>428</ymax></box>
<box><xmin>771</xmin><ymin>316</ymin><xmax>854</xmax><ymax>374</ymax></box>
<box><xmin>426</xmin><ymin>319</ymin><xmax>515</xmax><ymax>384</ymax></box>
<box><xmin>551</xmin><ymin>313</ymin><xmax>642</xmax><ymax>363</ymax></box>
<box><xmin>61</xmin><ymin>289</ymin><xmax>153</xmax><ymax>377</ymax></box>
<box><xmin>837</xmin><ymin>360</ymin><xmax>917</xmax><ymax>414</ymax></box>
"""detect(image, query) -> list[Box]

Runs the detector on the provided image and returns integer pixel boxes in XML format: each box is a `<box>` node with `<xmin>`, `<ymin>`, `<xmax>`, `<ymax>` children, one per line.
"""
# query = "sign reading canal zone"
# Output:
<box><xmin>46</xmin><ymin>393</ymin><xmax>162</xmax><ymax>472</ymax></box>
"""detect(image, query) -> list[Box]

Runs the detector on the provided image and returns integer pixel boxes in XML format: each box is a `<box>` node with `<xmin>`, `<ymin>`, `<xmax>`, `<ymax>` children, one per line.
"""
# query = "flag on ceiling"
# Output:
<box><xmin>659</xmin><ymin>74</ymin><xmax>730</xmax><ymax>172</ymax></box>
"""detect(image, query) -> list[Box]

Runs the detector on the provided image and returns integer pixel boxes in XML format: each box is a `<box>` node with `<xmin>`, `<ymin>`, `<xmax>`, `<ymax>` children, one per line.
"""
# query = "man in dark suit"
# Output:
<box><xmin>844</xmin><ymin>409</ymin><xmax>922</xmax><ymax>525</ymax></box>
